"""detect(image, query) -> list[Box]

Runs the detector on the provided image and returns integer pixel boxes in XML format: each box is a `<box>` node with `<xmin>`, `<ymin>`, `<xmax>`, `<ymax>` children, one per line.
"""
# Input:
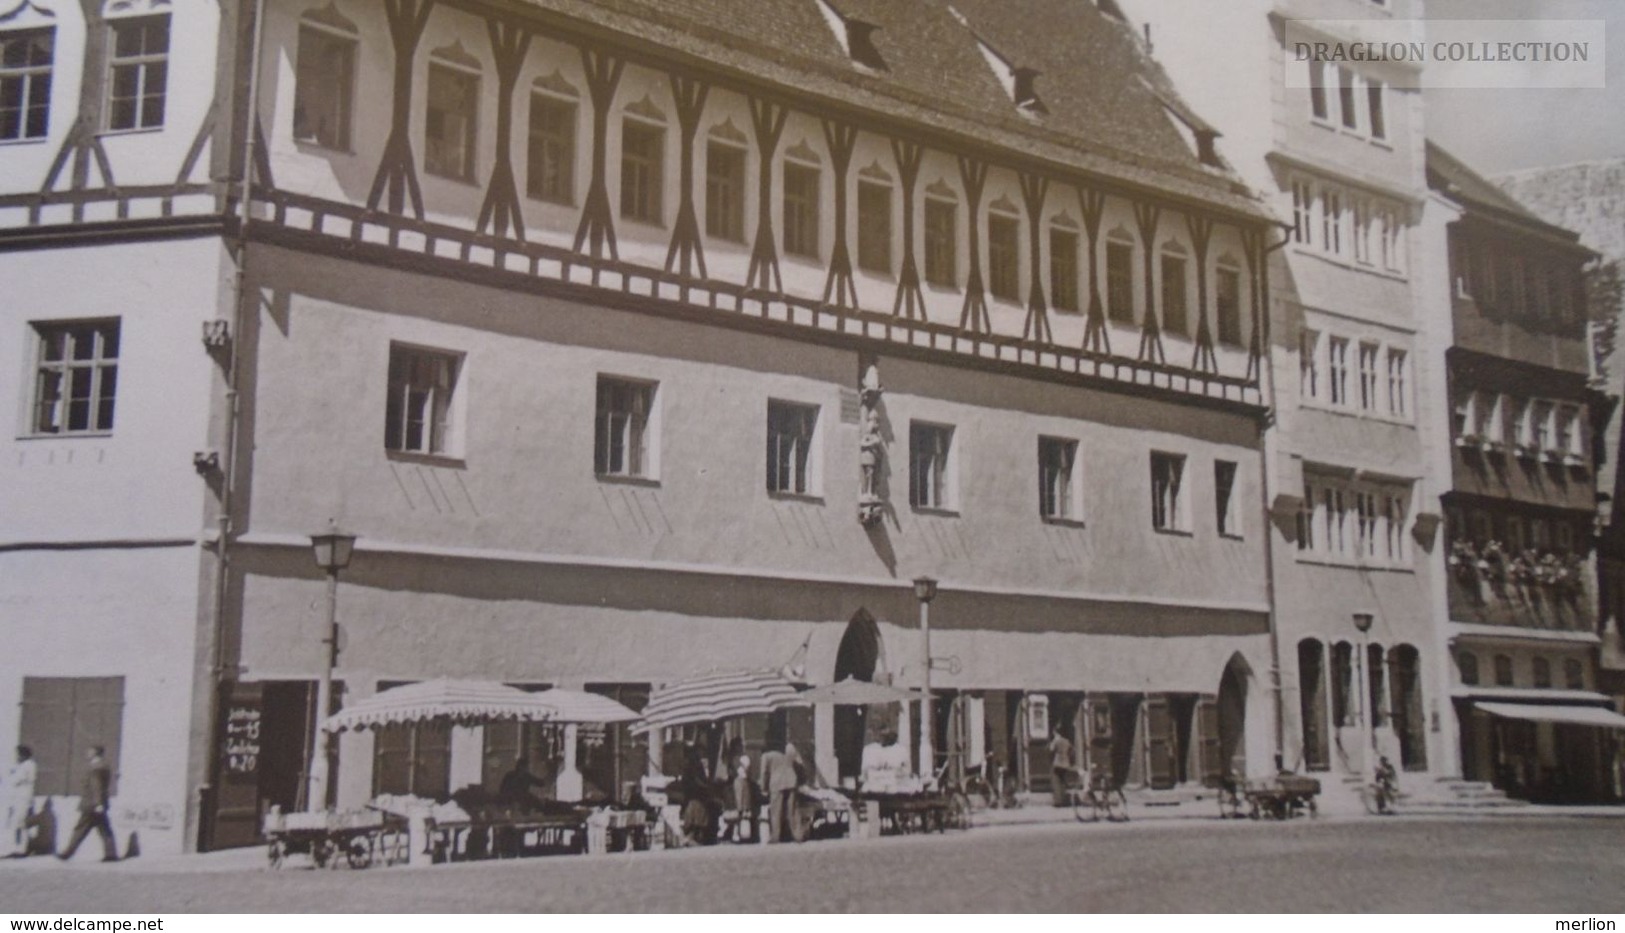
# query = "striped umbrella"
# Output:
<box><xmin>631</xmin><ymin>669</ymin><xmax>803</xmax><ymax>735</ymax></box>
<box><xmin>324</xmin><ymin>679</ymin><xmax>639</xmax><ymax>732</ymax></box>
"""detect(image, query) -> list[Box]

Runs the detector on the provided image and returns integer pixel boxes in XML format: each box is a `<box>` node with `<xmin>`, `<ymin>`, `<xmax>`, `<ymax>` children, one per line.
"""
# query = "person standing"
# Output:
<box><xmin>759</xmin><ymin>741</ymin><xmax>805</xmax><ymax>843</ymax></box>
<box><xmin>3</xmin><ymin>746</ymin><xmax>36</xmax><ymax>857</ymax></box>
<box><xmin>1047</xmin><ymin>730</ymin><xmax>1075</xmax><ymax>808</ymax></box>
<box><xmin>58</xmin><ymin>746</ymin><xmax>117</xmax><ymax>863</ymax></box>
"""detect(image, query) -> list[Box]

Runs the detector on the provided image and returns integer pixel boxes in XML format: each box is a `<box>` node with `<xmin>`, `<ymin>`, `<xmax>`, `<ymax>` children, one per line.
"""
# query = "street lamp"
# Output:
<box><xmin>306</xmin><ymin>521</ymin><xmax>356</xmax><ymax>811</ymax></box>
<box><xmin>1352</xmin><ymin>612</ymin><xmax>1375</xmax><ymax>778</ymax></box>
<box><xmin>913</xmin><ymin>576</ymin><xmax>938</xmax><ymax>780</ymax></box>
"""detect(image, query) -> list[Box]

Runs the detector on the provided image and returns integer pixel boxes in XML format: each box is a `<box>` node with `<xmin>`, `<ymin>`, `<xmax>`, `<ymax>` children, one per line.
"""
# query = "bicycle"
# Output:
<box><xmin>1069</xmin><ymin>768</ymin><xmax>1129</xmax><ymax>823</ymax></box>
<box><xmin>1361</xmin><ymin>774</ymin><xmax>1398</xmax><ymax>815</ymax></box>
<box><xmin>961</xmin><ymin>754</ymin><xmax>1022</xmax><ymax>810</ymax></box>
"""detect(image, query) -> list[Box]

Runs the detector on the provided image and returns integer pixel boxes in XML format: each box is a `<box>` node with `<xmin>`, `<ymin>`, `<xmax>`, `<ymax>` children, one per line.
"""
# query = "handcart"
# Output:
<box><xmin>1242</xmin><ymin>773</ymin><xmax>1320</xmax><ymax>820</ymax></box>
<box><xmin>262</xmin><ymin>806</ymin><xmax>410</xmax><ymax>870</ymax></box>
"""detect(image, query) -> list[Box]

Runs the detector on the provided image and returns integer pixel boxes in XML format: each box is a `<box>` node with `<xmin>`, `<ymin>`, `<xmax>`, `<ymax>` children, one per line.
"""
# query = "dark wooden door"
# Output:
<box><xmin>208</xmin><ymin>681</ymin><xmax>264</xmax><ymax>851</ymax></box>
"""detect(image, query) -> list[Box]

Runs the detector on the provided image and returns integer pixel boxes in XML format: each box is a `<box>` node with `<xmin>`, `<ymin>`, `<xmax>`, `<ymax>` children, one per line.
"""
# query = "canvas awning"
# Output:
<box><xmin>631</xmin><ymin>669</ymin><xmax>803</xmax><ymax>735</ymax></box>
<box><xmin>1475</xmin><ymin>702</ymin><xmax>1625</xmax><ymax>729</ymax></box>
<box><xmin>324</xmin><ymin>679</ymin><xmax>640</xmax><ymax>732</ymax></box>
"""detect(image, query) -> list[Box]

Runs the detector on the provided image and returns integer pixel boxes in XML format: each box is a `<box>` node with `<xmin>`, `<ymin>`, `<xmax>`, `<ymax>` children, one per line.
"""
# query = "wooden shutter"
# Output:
<box><xmin>1084</xmin><ymin>694</ymin><xmax>1112</xmax><ymax>777</ymax></box>
<box><xmin>19</xmin><ymin>677</ymin><xmax>123</xmax><ymax>798</ymax></box>
<box><xmin>1196</xmin><ymin>694</ymin><xmax>1223</xmax><ymax>787</ymax></box>
<box><xmin>1145</xmin><ymin>695</ymin><xmax>1176</xmax><ymax>790</ymax></box>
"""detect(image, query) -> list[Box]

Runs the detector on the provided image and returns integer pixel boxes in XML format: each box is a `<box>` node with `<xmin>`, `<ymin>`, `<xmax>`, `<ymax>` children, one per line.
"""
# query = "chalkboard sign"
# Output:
<box><xmin>224</xmin><ymin>704</ymin><xmax>262</xmax><ymax>775</ymax></box>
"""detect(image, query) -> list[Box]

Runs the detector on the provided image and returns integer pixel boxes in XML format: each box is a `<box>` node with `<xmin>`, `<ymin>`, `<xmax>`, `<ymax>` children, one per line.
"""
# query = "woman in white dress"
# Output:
<box><xmin>3</xmin><ymin>746</ymin><xmax>36</xmax><ymax>857</ymax></box>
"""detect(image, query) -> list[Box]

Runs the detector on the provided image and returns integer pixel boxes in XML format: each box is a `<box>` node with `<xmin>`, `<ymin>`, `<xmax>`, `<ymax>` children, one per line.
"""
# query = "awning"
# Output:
<box><xmin>1475</xmin><ymin>702</ymin><xmax>1625</xmax><ymax>729</ymax></box>
<box><xmin>324</xmin><ymin>679</ymin><xmax>640</xmax><ymax>733</ymax></box>
<box><xmin>631</xmin><ymin>669</ymin><xmax>803</xmax><ymax>735</ymax></box>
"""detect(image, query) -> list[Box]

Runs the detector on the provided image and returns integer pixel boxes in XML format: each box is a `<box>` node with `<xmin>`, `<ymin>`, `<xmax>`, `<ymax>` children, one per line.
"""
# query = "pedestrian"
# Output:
<box><xmin>730</xmin><ymin>751</ymin><xmax>758</xmax><ymax>843</ymax></box>
<box><xmin>759</xmin><ymin>740</ymin><xmax>805</xmax><ymax>843</ymax></box>
<box><xmin>1048</xmin><ymin>729</ymin><xmax>1075</xmax><ymax>807</ymax></box>
<box><xmin>3</xmin><ymin>746</ymin><xmax>36</xmax><ymax>858</ymax></box>
<box><xmin>58</xmin><ymin>746</ymin><xmax>117</xmax><ymax>863</ymax></box>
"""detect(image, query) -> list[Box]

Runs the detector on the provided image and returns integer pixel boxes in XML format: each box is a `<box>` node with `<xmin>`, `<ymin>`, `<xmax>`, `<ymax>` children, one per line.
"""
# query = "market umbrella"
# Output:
<box><xmin>780</xmin><ymin>677</ymin><xmax>927</xmax><ymax>707</ymax></box>
<box><xmin>631</xmin><ymin>668</ymin><xmax>802</xmax><ymax>735</ymax></box>
<box><xmin>323</xmin><ymin>678</ymin><xmax>636</xmax><ymax>733</ymax></box>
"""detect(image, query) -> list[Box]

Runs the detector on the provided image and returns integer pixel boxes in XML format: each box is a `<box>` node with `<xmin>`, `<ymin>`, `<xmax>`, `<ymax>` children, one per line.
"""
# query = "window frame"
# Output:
<box><xmin>292</xmin><ymin>21</ymin><xmax>357</xmax><ymax>152</ymax></box>
<box><xmin>986</xmin><ymin>207</ymin><xmax>1022</xmax><ymax>303</ymax></box>
<box><xmin>1150</xmin><ymin>451</ymin><xmax>1189</xmax><ymax>534</ymax></box>
<box><xmin>1105</xmin><ymin>235</ymin><xmax>1135</xmax><ymax>324</ymax></box>
<box><xmin>0</xmin><ymin>25</ymin><xmax>54</xmax><ymax>142</ymax></box>
<box><xmin>1049</xmin><ymin>223</ymin><xmax>1080</xmax><ymax>314</ymax></box>
<box><xmin>908</xmin><ymin>421</ymin><xmax>956</xmax><ymax>513</ymax></box>
<box><xmin>704</xmin><ymin>135</ymin><xmax>747</xmax><ymax>243</ymax></box>
<box><xmin>766</xmin><ymin>399</ymin><xmax>819</xmax><ymax>497</ymax></box>
<box><xmin>1038</xmin><ymin>435</ymin><xmax>1080</xmax><ymax>523</ymax></box>
<box><xmin>526</xmin><ymin>89</ymin><xmax>578</xmax><ymax>205</ymax></box>
<box><xmin>1214</xmin><ymin>459</ymin><xmax>1240</xmax><ymax>538</ymax></box>
<box><xmin>856</xmin><ymin>177</ymin><xmax>893</xmax><ymax>276</ymax></box>
<box><xmin>923</xmin><ymin>192</ymin><xmax>957</xmax><ymax>288</ymax></box>
<box><xmin>1215</xmin><ymin>262</ymin><xmax>1243</xmax><ymax>348</ymax></box>
<box><xmin>384</xmin><ymin>343</ymin><xmax>462</xmax><ymax>458</ymax></box>
<box><xmin>618</xmin><ymin>114</ymin><xmax>666</xmax><ymax>226</ymax></box>
<box><xmin>594</xmin><ymin>375</ymin><xmax>658</xmax><ymax>481</ymax></box>
<box><xmin>1327</xmin><ymin>336</ymin><xmax>1349</xmax><ymax>406</ymax></box>
<box><xmin>423</xmin><ymin>60</ymin><xmax>479</xmax><ymax>183</ymax></box>
<box><xmin>28</xmin><ymin>318</ymin><xmax>120</xmax><ymax>437</ymax></box>
<box><xmin>782</xmin><ymin>157</ymin><xmax>821</xmax><ymax>260</ymax></box>
<box><xmin>104</xmin><ymin>13</ymin><xmax>169</xmax><ymax>133</ymax></box>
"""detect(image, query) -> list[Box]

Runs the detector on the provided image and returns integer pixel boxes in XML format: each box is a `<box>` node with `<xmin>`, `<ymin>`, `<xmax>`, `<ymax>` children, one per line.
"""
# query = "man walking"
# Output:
<box><xmin>3</xmin><ymin>746</ymin><xmax>35</xmax><ymax>857</ymax></box>
<box><xmin>58</xmin><ymin>746</ymin><xmax>117</xmax><ymax>863</ymax></box>
<box><xmin>759</xmin><ymin>741</ymin><xmax>805</xmax><ymax>843</ymax></box>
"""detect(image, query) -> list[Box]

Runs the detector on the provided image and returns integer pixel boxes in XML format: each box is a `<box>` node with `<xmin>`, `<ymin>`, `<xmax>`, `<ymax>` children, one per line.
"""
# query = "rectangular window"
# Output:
<box><xmin>424</xmin><ymin>63</ymin><xmax>477</xmax><ymax>181</ymax></box>
<box><xmin>987</xmin><ymin>212</ymin><xmax>1021</xmax><ymax>302</ymax></box>
<box><xmin>1358</xmin><ymin>342</ymin><xmax>1379</xmax><ymax>411</ymax></box>
<box><xmin>1038</xmin><ymin>436</ymin><xmax>1078</xmax><ymax>521</ymax></box>
<box><xmin>1564</xmin><ymin>659</ymin><xmax>1585</xmax><ymax>690</ymax></box>
<box><xmin>705</xmin><ymin>140</ymin><xmax>746</xmax><ymax>242</ymax></box>
<box><xmin>18</xmin><ymin>676</ymin><xmax>124</xmax><ymax>798</ymax></box>
<box><xmin>0</xmin><ymin>27</ymin><xmax>53</xmax><ymax>141</ymax></box>
<box><xmin>1327</xmin><ymin>336</ymin><xmax>1349</xmax><ymax>406</ymax></box>
<box><xmin>372</xmin><ymin>721</ymin><xmax>450</xmax><ymax>800</ymax></box>
<box><xmin>1309</xmin><ymin>59</ymin><xmax>1328</xmax><ymax>120</ymax></box>
<box><xmin>595</xmin><ymin>377</ymin><xmax>655</xmax><ymax>478</ymax></box>
<box><xmin>783</xmin><ymin>161</ymin><xmax>820</xmax><ymax>259</ymax></box>
<box><xmin>909</xmin><ymin>422</ymin><xmax>954</xmax><ymax>511</ymax></box>
<box><xmin>924</xmin><ymin>196</ymin><xmax>956</xmax><ymax>287</ymax></box>
<box><xmin>1050</xmin><ymin>227</ymin><xmax>1079</xmax><ymax>313</ymax></box>
<box><xmin>1292</xmin><ymin>181</ymin><xmax>1312</xmax><ymax>244</ymax></box>
<box><xmin>385</xmin><ymin>345</ymin><xmax>458</xmax><ymax>456</ymax></box>
<box><xmin>1367</xmin><ymin>79</ymin><xmax>1386</xmax><ymax>139</ymax></box>
<box><xmin>1216</xmin><ymin>265</ymin><xmax>1243</xmax><ymax>347</ymax></box>
<box><xmin>1106</xmin><ymin>239</ymin><xmax>1134</xmax><ymax>323</ymax></box>
<box><xmin>1325</xmin><ymin>487</ymin><xmax>1346</xmax><ymax>554</ymax></box>
<box><xmin>1215</xmin><ymin>460</ymin><xmax>1239</xmax><ymax>537</ymax></box>
<box><xmin>1150</xmin><ymin>452</ymin><xmax>1187</xmax><ymax>532</ymax></box>
<box><xmin>527</xmin><ymin>93</ymin><xmax>576</xmax><ymax>204</ymax></box>
<box><xmin>1161</xmin><ymin>252</ymin><xmax>1188</xmax><ymax>337</ymax></box>
<box><xmin>1386</xmin><ymin>349</ymin><xmax>1408</xmax><ymax>417</ymax></box>
<box><xmin>1296</xmin><ymin>482</ymin><xmax>1316</xmax><ymax>552</ymax></box>
<box><xmin>1352</xmin><ymin>203</ymin><xmax>1372</xmax><ymax>265</ymax></box>
<box><xmin>1338</xmin><ymin>67</ymin><xmax>1358</xmax><ymax>129</ymax></box>
<box><xmin>31</xmin><ymin>319</ymin><xmax>119</xmax><ymax>435</ymax></box>
<box><xmin>1322</xmin><ymin>190</ymin><xmax>1342</xmax><ymax>255</ymax></box>
<box><xmin>106</xmin><ymin>15</ymin><xmax>168</xmax><ymax>131</ymax></box>
<box><xmin>766</xmin><ymin>400</ymin><xmax>817</xmax><ymax>495</ymax></box>
<box><xmin>1300</xmin><ymin>328</ymin><xmax>1320</xmax><ymax>400</ymax></box>
<box><xmin>1555</xmin><ymin>405</ymin><xmax>1579</xmax><ymax>458</ymax></box>
<box><xmin>293</xmin><ymin>25</ymin><xmax>354</xmax><ymax>150</ymax></box>
<box><xmin>1385</xmin><ymin>495</ymin><xmax>1406</xmax><ymax>561</ymax></box>
<box><xmin>1532</xmin><ymin>400</ymin><xmax>1553</xmax><ymax>451</ymax></box>
<box><xmin>619</xmin><ymin>118</ymin><xmax>664</xmax><ymax>225</ymax></box>
<box><xmin>1355</xmin><ymin>491</ymin><xmax>1378</xmax><ymax>558</ymax></box>
<box><xmin>856</xmin><ymin>180</ymin><xmax>892</xmax><ymax>275</ymax></box>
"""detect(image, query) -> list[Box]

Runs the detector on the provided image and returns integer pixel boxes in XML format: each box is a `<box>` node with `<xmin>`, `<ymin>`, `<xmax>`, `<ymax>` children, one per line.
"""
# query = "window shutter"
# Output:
<box><xmin>1196</xmin><ymin>695</ymin><xmax>1223</xmax><ymax>787</ymax></box>
<box><xmin>19</xmin><ymin>678</ymin><xmax>76</xmax><ymax>797</ymax></box>
<box><xmin>1084</xmin><ymin>695</ymin><xmax>1112</xmax><ymax>779</ymax></box>
<box><xmin>1145</xmin><ymin>695</ymin><xmax>1176</xmax><ymax>790</ymax></box>
<box><xmin>77</xmin><ymin>677</ymin><xmax>125</xmax><ymax>796</ymax></box>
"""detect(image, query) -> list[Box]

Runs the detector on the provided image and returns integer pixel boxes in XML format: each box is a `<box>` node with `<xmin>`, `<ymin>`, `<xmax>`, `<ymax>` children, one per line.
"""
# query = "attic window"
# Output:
<box><xmin>813</xmin><ymin>0</ymin><xmax>887</xmax><ymax>72</ymax></box>
<box><xmin>966</xmin><ymin>29</ymin><xmax>1046</xmax><ymax>117</ymax></box>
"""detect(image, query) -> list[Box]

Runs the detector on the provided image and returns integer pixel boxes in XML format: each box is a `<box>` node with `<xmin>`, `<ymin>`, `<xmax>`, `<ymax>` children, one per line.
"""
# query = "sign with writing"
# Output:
<box><xmin>223</xmin><ymin>704</ymin><xmax>262</xmax><ymax>775</ymax></box>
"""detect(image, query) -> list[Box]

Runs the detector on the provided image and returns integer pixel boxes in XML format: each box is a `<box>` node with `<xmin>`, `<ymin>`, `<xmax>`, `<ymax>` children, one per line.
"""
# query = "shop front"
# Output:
<box><xmin>1455</xmin><ymin>694</ymin><xmax>1625</xmax><ymax>802</ymax></box>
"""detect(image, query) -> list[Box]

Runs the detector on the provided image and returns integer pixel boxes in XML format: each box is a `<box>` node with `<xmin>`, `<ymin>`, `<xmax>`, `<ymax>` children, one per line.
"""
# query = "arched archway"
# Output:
<box><xmin>1218</xmin><ymin>653</ymin><xmax>1251</xmax><ymax>779</ymax></box>
<box><xmin>833</xmin><ymin>611</ymin><xmax>885</xmax><ymax>779</ymax></box>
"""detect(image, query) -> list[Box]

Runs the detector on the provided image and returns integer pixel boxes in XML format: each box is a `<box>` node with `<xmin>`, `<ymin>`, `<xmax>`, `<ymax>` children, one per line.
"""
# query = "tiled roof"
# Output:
<box><xmin>1426</xmin><ymin>141</ymin><xmax>1547</xmax><ymax>225</ymax></box>
<box><xmin>516</xmin><ymin>0</ymin><xmax>1270</xmax><ymax>223</ymax></box>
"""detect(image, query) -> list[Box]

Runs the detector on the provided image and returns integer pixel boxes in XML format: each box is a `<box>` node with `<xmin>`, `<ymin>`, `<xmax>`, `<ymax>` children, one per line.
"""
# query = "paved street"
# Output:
<box><xmin>4</xmin><ymin>815</ymin><xmax>1623</xmax><ymax>913</ymax></box>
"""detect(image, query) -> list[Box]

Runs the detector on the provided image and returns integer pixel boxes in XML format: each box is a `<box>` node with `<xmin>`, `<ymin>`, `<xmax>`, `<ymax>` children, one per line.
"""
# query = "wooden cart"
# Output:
<box><xmin>1242</xmin><ymin>774</ymin><xmax>1321</xmax><ymax>820</ymax></box>
<box><xmin>262</xmin><ymin>807</ymin><xmax>411</xmax><ymax>870</ymax></box>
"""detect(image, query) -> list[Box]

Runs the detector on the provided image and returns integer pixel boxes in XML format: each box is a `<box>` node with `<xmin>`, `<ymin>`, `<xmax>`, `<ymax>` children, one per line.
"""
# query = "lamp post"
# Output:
<box><xmin>1353</xmin><ymin>612</ymin><xmax>1375</xmax><ymax>777</ymax></box>
<box><xmin>913</xmin><ymin>576</ymin><xmax>938</xmax><ymax>780</ymax></box>
<box><xmin>306</xmin><ymin>522</ymin><xmax>356</xmax><ymax>811</ymax></box>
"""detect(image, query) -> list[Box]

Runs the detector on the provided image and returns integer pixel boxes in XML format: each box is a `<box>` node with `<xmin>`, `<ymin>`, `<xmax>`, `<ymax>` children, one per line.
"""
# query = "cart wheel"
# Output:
<box><xmin>1072</xmin><ymin>790</ymin><xmax>1096</xmax><ymax>824</ymax></box>
<box><xmin>945</xmin><ymin>792</ymin><xmax>971</xmax><ymax>831</ymax></box>
<box><xmin>346</xmin><ymin>838</ymin><xmax>374</xmax><ymax>870</ymax></box>
<box><xmin>267</xmin><ymin>839</ymin><xmax>286</xmax><ymax>870</ymax></box>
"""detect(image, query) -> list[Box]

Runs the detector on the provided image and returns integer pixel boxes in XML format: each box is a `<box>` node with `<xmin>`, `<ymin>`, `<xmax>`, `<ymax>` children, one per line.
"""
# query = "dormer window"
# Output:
<box><xmin>1012</xmin><ymin>68</ymin><xmax>1047</xmax><ymax>116</ymax></box>
<box><xmin>965</xmin><ymin>27</ymin><xmax>1045</xmax><ymax>117</ymax></box>
<box><xmin>813</xmin><ymin>0</ymin><xmax>887</xmax><ymax>71</ymax></box>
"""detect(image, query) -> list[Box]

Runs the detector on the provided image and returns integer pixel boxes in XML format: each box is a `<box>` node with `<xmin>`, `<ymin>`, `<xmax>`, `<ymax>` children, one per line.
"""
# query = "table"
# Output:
<box><xmin>844</xmin><ymin>791</ymin><xmax>958</xmax><ymax>836</ymax></box>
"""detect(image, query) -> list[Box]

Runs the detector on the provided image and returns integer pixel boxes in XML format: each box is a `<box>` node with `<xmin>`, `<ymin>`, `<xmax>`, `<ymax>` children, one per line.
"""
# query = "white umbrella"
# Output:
<box><xmin>530</xmin><ymin>687</ymin><xmax>642</xmax><ymax>724</ymax></box>
<box><xmin>324</xmin><ymin>678</ymin><xmax>638</xmax><ymax>733</ymax></box>
<box><xmin>631</xmin><ymin>669</ymin><xmax>802</xmax><ymax>735</ymax></box>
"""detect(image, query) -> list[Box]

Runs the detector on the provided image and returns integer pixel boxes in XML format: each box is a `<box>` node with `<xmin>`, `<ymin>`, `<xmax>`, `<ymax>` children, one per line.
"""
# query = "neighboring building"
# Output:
<box><xmin>0</xmin><ymin>0</ymin><xmax>1281</xmax><ymax>852</ymax></box>
<box><xmin>1120</xmin><ymin>0</ymin><xmax>1448</xmax><ymax>799</ymax></box>
<box><xmin>1497</xmin><ymin>158</ymin><xmax>1625</xmax><ymax>738</ymax></box>
<box><xmin>1423</xmin><ymin>143</ymin><xmax>1619</xmax><ymax>802</ymax></box>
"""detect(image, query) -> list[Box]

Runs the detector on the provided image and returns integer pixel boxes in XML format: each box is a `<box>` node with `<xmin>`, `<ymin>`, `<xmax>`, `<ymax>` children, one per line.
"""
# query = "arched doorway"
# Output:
<box><xmin>1218</xmin><ymin>654</ymin><xmax>1250</xmax><ymax>779</ymax></box>
<box><xmin>833</xmin><ymin>611</ymin><xmax>884</xmax><ymax>779</ymax></box>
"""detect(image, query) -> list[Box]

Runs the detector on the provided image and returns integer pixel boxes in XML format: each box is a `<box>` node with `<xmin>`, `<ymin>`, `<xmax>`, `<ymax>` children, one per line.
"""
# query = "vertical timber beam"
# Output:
<box><xmin>1188</xmin><ymin>213</ymin><xmax>1217</xmax><ymax>374</ymax></box>
<box><xmin>1133</xmin><ymin>201</ymin><xmax>1164</xmax><ymax>365</ymax></box>
<box><xmin>1020</xmin><ymin>171</ymin><xmax>1051</xmax><ymax>344</ymax></box>
<box><xmin>821</xmin><ymin>119</ymin><xmax>858</xmax><ymax>309</ymax></box>
<box><xmin>891</xmin><ymin>138</ymin><xmax>924</xmax><ymax>320</ymax></box>
<box><xmin>958</xmin><ymin>156</ymin><xmax>990</xmax><ymax>335</ymax></box>
<box><xmin>745</xmin><ymin>97</ymin><xmax>788</xmax><ymax>292</ymax></box>
<box><xmin>1077</xmin><ymin>185</ymin><xmax>1109</xmax><ymax>355</ymax></box>
<box><xmin>476</xmin><ymin>19</ymin><xmax>531</xmax><ymax>240</ymax></box>
<box><xmin>572</xmin><ymin>46</ymin><xmax>624</xmax><ymax>260</ymax></box>
<box><xmin>1244</xmin><ymin>228</ymin><xmax>1265</xmax><ymax>383</ymax></box>
<box><xmin>663</xmin><ymin>72</ymin><xmax>709</xmax><ymax>279</ymax></box>
<box><xmin>366</xmin><ymin>0</ymin><xmax>435</xmax><ymax>218</ymax></box>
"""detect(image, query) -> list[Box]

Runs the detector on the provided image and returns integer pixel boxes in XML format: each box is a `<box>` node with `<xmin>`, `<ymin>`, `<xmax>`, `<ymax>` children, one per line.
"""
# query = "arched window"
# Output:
<box><xmin>1297</xmin><ymin>639</ymin><xmax>1328</xmax><ymax>771</ymax></box>
<box><xmin>1532</xmin><ymin>656</ymin><xmax>1552</xmax><ymax>689</ymax></box>
<box><xmin>1367</xmin><ymin>643</ymin><xmax>1387</xmax><ymax>726</ymax></box>
<box><xmin>1493</xmin><ymin>654</ymin><xmax>1514</xmax><ymax>687</ymax></box>
<box><xmin>1458</xmin><ymin>650</ymin><xmax>1479</xmax><ymax>686</ymax></box>
<box><xmin>1330</xmin><ymin>641</ymin><xmax>1354</xmax><ymax>727</ymax></box>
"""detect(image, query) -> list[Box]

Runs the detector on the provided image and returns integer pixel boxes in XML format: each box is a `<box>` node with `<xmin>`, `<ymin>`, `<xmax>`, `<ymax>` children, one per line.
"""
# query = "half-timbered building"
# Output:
<box><xmin>0</xmin><ymin>0</ymin><xmax>1282</xmax><ymax>852</ymax></box>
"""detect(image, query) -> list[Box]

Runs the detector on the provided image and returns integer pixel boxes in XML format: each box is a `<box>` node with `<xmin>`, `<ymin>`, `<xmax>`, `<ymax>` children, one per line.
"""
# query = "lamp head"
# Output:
<box><xmin>310</xmin><ymin>520</ymin><xmax>358</xmax><ymax>572</ymax></box>
<box><xmin>1352</xmin><ymin>612</ymin><xmax>1374</xmax><ymax>634</ymax></box>
<box><xmin>913</xmin><ymin>576</ymin><xmax>938</xmax><ymax>603</ymax></box>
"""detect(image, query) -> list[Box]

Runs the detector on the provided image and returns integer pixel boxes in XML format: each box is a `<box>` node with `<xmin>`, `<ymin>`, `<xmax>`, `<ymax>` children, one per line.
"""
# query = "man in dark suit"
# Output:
<box><xmin>759</xmin><ymin>741</ymin><xmax>805</xmax><ymax>843</ymax></box>
<box><xmin>58</xmin><ymin>746</ymin><xmax>117</xmax><ymax>863</ymax></box>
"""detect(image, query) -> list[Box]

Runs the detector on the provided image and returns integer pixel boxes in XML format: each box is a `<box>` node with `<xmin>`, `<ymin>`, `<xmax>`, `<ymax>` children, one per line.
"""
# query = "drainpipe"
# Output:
<box><xmin>191</xmin><ymin>0</ymin><xmax>265</xmax><ymax>851</ymax></box>
<box><xmin>1257</xmin><ymin>226</ymin><xmax>1292</xmax><ymax>776</ymax></box>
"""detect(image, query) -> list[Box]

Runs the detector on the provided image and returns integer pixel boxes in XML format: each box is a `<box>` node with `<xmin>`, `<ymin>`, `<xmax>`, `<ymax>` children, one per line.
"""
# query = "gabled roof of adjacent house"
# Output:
<box><xmin>514</xmin><ymin>0</ymin><xmax>1271</xmax><ymax>223</ymax></box>
<box><xmin>1427</xmin><ymin>141</ymin><xmax>1593</xmax><ymax>254</ymax></box>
